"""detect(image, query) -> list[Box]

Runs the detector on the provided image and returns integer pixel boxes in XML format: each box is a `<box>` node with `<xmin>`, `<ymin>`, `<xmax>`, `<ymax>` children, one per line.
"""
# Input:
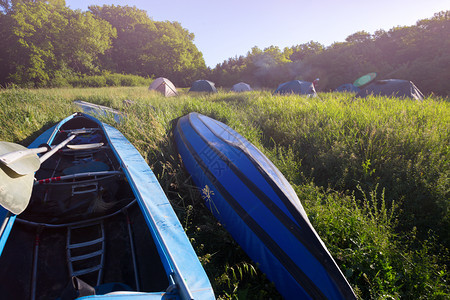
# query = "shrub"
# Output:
<box><xmin>64</xmin><ymin>74</ymin><xmax>151</xmax><ymax>88</ymax></box>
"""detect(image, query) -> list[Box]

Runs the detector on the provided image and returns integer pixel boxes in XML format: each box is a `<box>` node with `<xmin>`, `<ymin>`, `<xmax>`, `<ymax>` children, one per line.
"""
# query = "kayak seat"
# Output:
<box><xmin>67</xmin><ymin>143</ymin><xmax>104</xmax><ymax>150</ymax></box>
<box><xmin>60</xmin><ymin>143</ymin><xmax>106</xmax><ymax>155</ymax></box>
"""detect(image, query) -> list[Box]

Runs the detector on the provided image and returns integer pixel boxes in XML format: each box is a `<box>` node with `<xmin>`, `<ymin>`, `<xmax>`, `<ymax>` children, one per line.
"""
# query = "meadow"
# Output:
<box><xmin>0</xmin><ymin>87</ymin><xmax>448</xmax><ymax>299</ymax></box>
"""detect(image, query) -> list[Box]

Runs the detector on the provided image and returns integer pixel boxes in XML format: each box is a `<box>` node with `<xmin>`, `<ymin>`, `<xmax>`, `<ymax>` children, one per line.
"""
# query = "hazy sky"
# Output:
<box><xmin>65</xmin><ymin>0</ymin><xmax>449</xmax><ymax>67</ymax></box>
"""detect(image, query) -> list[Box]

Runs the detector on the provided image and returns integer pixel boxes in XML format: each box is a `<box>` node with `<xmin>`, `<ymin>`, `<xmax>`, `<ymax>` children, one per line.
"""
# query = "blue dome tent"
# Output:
<box><xmin>335</xmin><ymin>83</ymin><xmax>360</xmax><ymax>93</ymax></box>
<box><xmin>189</xmin><ymin>80</ymin><xmax>218</xmax><ymax>93</ymax></box>
<box><xmin>356</xmin><ymin>79</ymin><xmax>424</xmax><ymax>100</ymax></box>
<box><xmin>273</xmin><ymin>80</ymin><xmax>316</xmax><ymax>96</ymax></box>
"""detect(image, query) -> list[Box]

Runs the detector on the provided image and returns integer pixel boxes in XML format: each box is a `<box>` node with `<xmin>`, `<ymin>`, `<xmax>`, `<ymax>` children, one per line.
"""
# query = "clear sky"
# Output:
<box><xmin>65</xmin><ymin>0</ymin><xmax>449</xmax><ymax>68</ymax></box>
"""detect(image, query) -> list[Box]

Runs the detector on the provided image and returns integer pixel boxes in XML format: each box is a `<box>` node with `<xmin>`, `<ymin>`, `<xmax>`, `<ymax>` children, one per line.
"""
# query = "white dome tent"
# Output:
<box><xmin>148</xmin><ymin>77</ymin><xmax>178</xmax><ymax>97</ymax></box>
<box><xmin>231</xmin><ymin>82</ymin><xmax>252</xmax><ymax>92</ymax></box>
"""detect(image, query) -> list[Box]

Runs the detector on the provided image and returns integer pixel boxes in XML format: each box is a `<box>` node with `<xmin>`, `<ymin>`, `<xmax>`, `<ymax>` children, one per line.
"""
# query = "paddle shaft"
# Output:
<box><xmin>0</xmin><ymin>127</ymin><xmax>97</xmax><ymax>215</ymax></box>
<box><xmin>0</xmin><ymin>131</ymin><xmax>79</xmax><ymax>167</ymax></box>
<box><xmin>39</xmin><ymin>134</ymin><xmax>76</xmax><ymax>163</ymax></box>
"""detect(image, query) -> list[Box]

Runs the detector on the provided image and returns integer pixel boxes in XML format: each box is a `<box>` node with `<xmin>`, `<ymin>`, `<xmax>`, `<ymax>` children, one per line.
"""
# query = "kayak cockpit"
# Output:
<box><xmin>0</xmin><ymin>115</ymin><xmax>172</xmax><ymax>299</ymax></box>
<box><xmin>22</xmin><ymin>117</ymin><xmax>125</xmax><ymax>224</ymax></box>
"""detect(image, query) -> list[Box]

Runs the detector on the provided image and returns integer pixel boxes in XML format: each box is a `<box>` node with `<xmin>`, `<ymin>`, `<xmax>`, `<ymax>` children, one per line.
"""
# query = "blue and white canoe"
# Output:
<box><xmin>174</xmin><ymin>112</ymin><xmax>356</xmax><ymax>299</ymax></box>
<box><xmin>0</xmin><ymin>112</ymin><xmax>214</xmax><ymax>299</ymax></box>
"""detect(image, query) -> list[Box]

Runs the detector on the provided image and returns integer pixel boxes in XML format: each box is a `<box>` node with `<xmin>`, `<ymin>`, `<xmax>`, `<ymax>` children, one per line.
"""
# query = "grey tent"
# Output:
<box><xmin>356</xmin><ymin>79</ymin><xmax>424</xmax><ymax>100</ymax></box>
<box><xmin>231</xmin><ymin>82</ymin><xmax>252</xmax><ymax>92</ymax></box>
<box><xmin>149</xmin><ymin>77</ymin><xmax>178</xmax><ymax>97</ymax></box>
<box><xmin>189</xmin><ymin>80</ymin><xmax>217</xmax><ymax>93</ymax></box>
<box><xmin>273</xmin><ymin>80</ymin><xmax>317</xmax><ymax>96</ymax></box>
<box><xmin>335</xmin><ymin>83</ymin><xmax>360</xmax><ymax>93</ymax></box>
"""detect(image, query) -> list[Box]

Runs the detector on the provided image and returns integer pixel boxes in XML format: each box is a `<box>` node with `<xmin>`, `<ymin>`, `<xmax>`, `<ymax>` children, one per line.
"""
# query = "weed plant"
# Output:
<box><xmin>0</xmin><ymin>88</ymin><xmax>448</xmax><ymax>299</ymax></box>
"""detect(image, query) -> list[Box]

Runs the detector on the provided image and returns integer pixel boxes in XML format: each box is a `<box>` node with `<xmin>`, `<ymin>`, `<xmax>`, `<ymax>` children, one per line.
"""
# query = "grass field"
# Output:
<box><xmin>1</xmin><ymin>87</ymin><xmax>448</xmax><ymax>299</ymax></box>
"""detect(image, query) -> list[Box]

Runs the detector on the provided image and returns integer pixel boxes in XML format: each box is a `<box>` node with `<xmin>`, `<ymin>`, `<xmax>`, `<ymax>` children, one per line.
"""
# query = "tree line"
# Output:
<box><xmin>0</xmin><ymin>1</ymin><xmax>449</xmax><ymax>96</ymax></box>
<box><xmin>211</xmin><ymin>11</ymin><xmax>449</xmax><ymax>96</ymax></box>
<box><xmin>0</xmin><ymin>0</ymin><xmax>206</xmax><ymax>87</ymax></box>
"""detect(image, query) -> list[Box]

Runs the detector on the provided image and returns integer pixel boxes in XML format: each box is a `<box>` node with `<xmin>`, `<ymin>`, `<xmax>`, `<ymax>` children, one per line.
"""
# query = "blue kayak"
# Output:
<box><xmin>174</xmin><ymin>112</ymin><xmax>356</xmax><ymax>299</ymax></box>
<box><xmin>73</xmin><ymin>100</ymin><xmax>123</xmax><ymax>123</ymax></box>
<box><xmin>0</xmin><ymin>112</ymin><xmax>214</xmax><ymax>299</ymax></box>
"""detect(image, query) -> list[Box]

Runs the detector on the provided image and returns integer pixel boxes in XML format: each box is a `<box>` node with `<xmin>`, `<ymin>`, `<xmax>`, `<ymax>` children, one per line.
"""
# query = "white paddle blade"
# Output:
<box><xmin>0</xmin><ymin>142</ymin><xmax>41</xmax><ymax>175</ymax></box>
<box><xmin>0</xmin><ymin>165</ymin><xmax>34</xmax><ymax>215</ymax></box>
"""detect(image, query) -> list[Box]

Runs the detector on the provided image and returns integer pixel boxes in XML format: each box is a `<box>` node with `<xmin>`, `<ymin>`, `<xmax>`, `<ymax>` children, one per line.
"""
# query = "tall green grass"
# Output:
<box><xmin>248</xmin><ymin>93</ymin><xmax>449</xmax><ymax>244</ymax></box>
<box><xmin>0</xmin><ymin>88</ymin><xmax>448</xmax><ymax>299</ymax></box>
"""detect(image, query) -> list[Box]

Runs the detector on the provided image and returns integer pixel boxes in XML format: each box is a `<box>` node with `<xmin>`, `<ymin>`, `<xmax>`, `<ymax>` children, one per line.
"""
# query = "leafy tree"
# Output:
<box><xmin>5</xmin><ymin>1</ymin><xmax>115</xmax><ymax>86</ymax></box>
<box><xmin>9</xmin><ymin>2</ymin><xmax>68</xmax><ymax>85</ymax></box>
<box><xmin>211</xmin><ymin>55</ymin><xmax>248</xmax><ymax>87</ymax></box>
<box><xmin>385</xmin><ymin>11</ymin><xmax>450</xmax><ymax>94</ymax></box>
<box><xmin>211</xmin><ymin>11</ymin><xmax>449</xmax><ymax>95</ymax></box>
<box><xmin>243</xmin><ymin>46</ymin><xmax>293</xmax><ymax>87</ymax></box>
<box><xmin>59</xmin><ymin>8</ymin><xmax>116</xmax><ymax>74</ymax></box>
<box><xmin>140</xmin><ymin>21</ymin><xmax>207</xmax><ymax>86</ymax></box>
<box><xmin>0</xmin><ymin>13</ymin><xmax>17</xmax><ymax>85</ymax></box>
<box><xmin>89</xmin><ymin>5</ymin><xmax>157</xmax><ymax>75</ymax></box>
<box><xmin>0</xmin><ymin>0</ymin><xmax>64</xmax><ymax>13</ymax></box>
<box><xmin>1</xmin><ymin>4</ymin><xmax>448</xmax><ymax>94</ymax></box>
<box><xmin>90</xmin><ymin>5</ymin><xmax>206</xmax><ymax>86</ymax></box>
<box><xmin>287</xmin><ymin>41</ymin><xmax>324</xmax><ymax>62</ymax></box>
<box><xmin>345</xmin><ymin>30</ymin><xmax>372</xmax><ymax>43</ymax></box>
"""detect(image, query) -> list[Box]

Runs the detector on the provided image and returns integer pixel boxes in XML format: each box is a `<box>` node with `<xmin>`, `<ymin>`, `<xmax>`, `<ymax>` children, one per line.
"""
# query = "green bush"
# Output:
<box><xmin>296</xmin><ymin>183</ymin><xmax>448</xmax><ymax>299</ymax></box>
<box><xmin>104</xmin><ymin>74</ymin><xmax>122</xmax><ymax>86</ymax></box>
<box><xmin>63</xmin><ymin>73</ymin><xmax>151</xmax><ymax>88</ymax></box>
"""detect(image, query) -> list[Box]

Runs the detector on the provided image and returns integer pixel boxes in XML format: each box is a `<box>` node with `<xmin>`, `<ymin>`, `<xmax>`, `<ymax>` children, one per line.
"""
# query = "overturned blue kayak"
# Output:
<box><xmin>0</xmin><ymin>112</ymin><xmax>214</xmax><ymax>299</ymax></box>
<box><xmin>74</xmin><ymin>100</ymin><xmax>123</xmax><ymax>123</ymax></box>
<box><xmin>174</xmin><ymin>112</ymin><xmax>356</xmax><ymax>299</ymax></box>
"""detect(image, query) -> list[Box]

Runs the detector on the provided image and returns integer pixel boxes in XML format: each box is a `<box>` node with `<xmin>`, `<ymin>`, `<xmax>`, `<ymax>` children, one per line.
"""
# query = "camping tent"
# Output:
<box><xmin>273</xmin><ymin>80</ymin><xmax>317</xmax><ymax>96</ymax></box>
<box><xmin>231</xmin><ymin>82</ymin><xmax>252</xmax><ymax>92</ymax></box>
<box><xmin>189</xmin><ymin>80</ymin><xmax>218</xmax><ymax>93</ymax></box>
<box><xmin>356</xmin><ymin>79</ymin><xmax>424</xmax><ymax>100</ymax></box>
<box><xmin>149</xmin><ymin>77</ymin><xmax>178</xmax><ymax>97</ymax></box>
<box><xmin>335</xmin><ymin>83</ymin><xmax>360</xmax><ymax>93</ymax></box>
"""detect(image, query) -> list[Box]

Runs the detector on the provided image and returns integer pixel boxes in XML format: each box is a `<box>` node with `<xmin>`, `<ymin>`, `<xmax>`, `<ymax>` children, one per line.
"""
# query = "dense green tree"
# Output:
<box><xmin>9</xmin><ymin>2</ymin><xmax>70</xmax><ymax>85</ymax></box>
<box><xmin>140</xmin><ymin>21</ymin><xmax>207</xmax><ymax>86</ymax></box>
<box><xmin>210</xmin><ymin>55</ymin><xmax>248</xmax><ymax>87</ymax></box>
<box><xmin>90</xmin><ymin>5</ymin><xmax>206</xmax><ymax>86</ymax></box>
<box><xmin>345</xmin><ymin>30</ymin><xmax>372</xmax><ymax>43</ymax></box>
<box><xmin>0</xmin><ymin>0</ymin><xmax>65</xmax><ymax>13</ymax></box>
<box><xmin>0</xmin><ymin>4</ymin><xmax>448</xmax><ymax>94</ymax></box>
<box><xmin>88</xmin><ymin>5</ymin><xmax>157</xmax><ymax>75</ymax></box>
<box><xmin>210</xmin><ymin>11</ymin><xmax>449</xmax><ymax>95</ymax></box>
<box><xmin>226</xmin><ymin>46</ymin><xmax>291</xmax><ymax>88</ymax></box>
<box><xmin>0</xmin><ymin>14</ymin><xmax>17</xmax><ymax>85</ymax></box>
<box><xmin>385</xmin><ymin>11</ymin><xmax>450</xmax><ymax>94</ymax></box>
<box><xmin>59</xmin><ymin>8</ymin><xmax>116</xmax><ymax>74</ymax></box>
<box><xmin>2</xmin><ymin>1</ymin><xmax>115</xmax><ymax>86</ymax></box>
<box><xmin>287</xmin><ymin>41</ymin><xmax>324</xmax><ymax>62</ymax></box>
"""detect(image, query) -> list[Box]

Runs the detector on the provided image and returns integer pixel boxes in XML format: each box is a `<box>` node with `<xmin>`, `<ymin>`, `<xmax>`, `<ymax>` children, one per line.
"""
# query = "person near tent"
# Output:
<box><xmin>313</xmin><ymin>78</ymin><xmax>320</xmax><ymax>89</ymax></box>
